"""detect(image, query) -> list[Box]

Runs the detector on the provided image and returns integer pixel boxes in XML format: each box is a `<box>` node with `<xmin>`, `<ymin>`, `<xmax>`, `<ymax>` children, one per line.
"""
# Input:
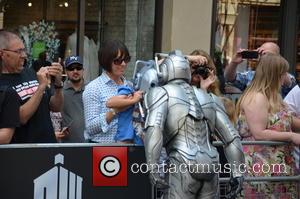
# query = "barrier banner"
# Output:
<box><xmin>0</xmin><ymin>144</ymin><xmax>151</xmax><ymax>199</ymax></box>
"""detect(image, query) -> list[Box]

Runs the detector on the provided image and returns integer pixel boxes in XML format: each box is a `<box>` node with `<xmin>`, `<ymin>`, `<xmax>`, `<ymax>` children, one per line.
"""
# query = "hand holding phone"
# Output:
<box><xmin>62</xmin><ymin>120</ymin><xmax>73</xmax><ymax>133</ymax></box>
<box><xmin>241</xmin><ymin>50</ymin><xmax>259</xmax><ymax>59</ymax></box>
<box><xmin>55</xmin><ymin>127</ymin><xmax>69</xmax><ymax>141</ymax></box>
<box><xmin>62</xmin><ymin>126</ymin><xmax>69</xmax><ymax>133</ymax></box>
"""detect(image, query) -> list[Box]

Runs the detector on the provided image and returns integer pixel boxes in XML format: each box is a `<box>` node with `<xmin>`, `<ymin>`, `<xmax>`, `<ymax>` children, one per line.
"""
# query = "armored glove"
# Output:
<box><xmin>226</xmin><ymin>176</ymin><xmax>244</xmax><ymax>199</ymax></box>
<box><xmin>149</xmin><ymin>171</ymin><xmax>169</xmax><ymax>189</ymax></box>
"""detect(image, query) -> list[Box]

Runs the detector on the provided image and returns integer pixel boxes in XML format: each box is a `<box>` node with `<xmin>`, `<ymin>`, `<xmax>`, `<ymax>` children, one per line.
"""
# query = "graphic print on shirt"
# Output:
<box><xmin>13</xmin><ymin>80</ymin><xmax>39</xmax><ymax>100</ymax></box>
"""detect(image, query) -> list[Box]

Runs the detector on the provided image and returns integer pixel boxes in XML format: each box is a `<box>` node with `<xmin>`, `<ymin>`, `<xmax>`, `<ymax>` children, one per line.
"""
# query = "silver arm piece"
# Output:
<box><xmin>211</xmin><ymin>94</ymin><xmax>245</xmax><ymax>199</ymax></box>
<box><xmin>144</xmin><ymin>87</ymin><xmax>169</xmax><ymax>188</ymax></box>
<box><xmin>212</xmin><ymin>94</ymin><xmax>245</xmax><ymax>177</ymax></box>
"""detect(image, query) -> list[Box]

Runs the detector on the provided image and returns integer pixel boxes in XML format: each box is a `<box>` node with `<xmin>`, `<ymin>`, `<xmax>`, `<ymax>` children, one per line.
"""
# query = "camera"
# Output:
<box><xmin>193</xmin><ymin>65</ymin><xmax>210</xmax><ymax>79</ymax></box>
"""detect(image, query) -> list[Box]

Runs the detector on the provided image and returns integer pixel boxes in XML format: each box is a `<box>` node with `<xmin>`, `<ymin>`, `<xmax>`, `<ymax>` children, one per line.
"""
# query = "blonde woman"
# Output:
<box><xmin>236</xmin><ymin>53</ymin><xmax>300</xmax><ymax>198</ymax></box>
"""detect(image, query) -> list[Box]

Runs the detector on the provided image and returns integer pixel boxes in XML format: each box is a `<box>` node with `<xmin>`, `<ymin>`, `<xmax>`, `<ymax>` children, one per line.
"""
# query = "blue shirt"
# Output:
<box><xmin>82</xmin><ymin>71</ymin><xmax>131</xmax><ymax>143</ymax></box>
<box><xmin>231</xmin><ymin>70</ymin><xmax>296</xmax><ymax>97</ymax></box>
<box><xmin>115</xmin><ymin>85</ymin><xmax>143</xmax><ymax>144</ymax></box>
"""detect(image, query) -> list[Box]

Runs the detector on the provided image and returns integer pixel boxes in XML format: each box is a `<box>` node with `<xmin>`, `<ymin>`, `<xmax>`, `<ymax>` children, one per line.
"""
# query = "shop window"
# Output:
<box><xmin>0</xmin><ymin>0</ymin><xmax>155</xmax><ymax>80</ymax></box>
<box><xmin>248</xmin><ymin>6</ymin><xmax>279</xmax><ymax>50</ymax></box>
<box><xmin>83</xmin><ymin>0</ymin><xmax>155</xmax><ymax>79</ymax></box>
<box><xmin>216</xmin><ymin>0</ymin><xmax>281</xmax><ymax>92</ymax></box>
<box><xmin>1</xmin><ymin>0</ymin><xmax>78</xmax><ymax>65</ymax></box>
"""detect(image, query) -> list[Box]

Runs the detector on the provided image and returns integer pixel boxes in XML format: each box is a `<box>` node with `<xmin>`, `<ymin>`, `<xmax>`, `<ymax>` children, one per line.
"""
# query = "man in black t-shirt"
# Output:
<box><xmin>0</xmin><ymin>87</ymin><xmax>20</xmax><ymax>144</ymax></box>
<box><xmin>0</xmin><ymin>30</ymin><xmax>63</xmax><ymax>143</ymax></box>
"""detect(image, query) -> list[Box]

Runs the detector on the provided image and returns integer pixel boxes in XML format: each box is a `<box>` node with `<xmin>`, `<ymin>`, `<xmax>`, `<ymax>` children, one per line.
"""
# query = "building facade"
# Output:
<box><xmin>0</xmin><ymin>0</ymin><xmax>299</xmax><ymax>80</ymax></box>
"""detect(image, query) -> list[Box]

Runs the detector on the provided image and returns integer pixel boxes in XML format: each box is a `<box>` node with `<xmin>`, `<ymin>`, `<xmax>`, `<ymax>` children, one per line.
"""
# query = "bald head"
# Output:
<box><xmin>259</xmin><ymin>42</ymin><xmax>280</xmax><ymax>55</ymax></box>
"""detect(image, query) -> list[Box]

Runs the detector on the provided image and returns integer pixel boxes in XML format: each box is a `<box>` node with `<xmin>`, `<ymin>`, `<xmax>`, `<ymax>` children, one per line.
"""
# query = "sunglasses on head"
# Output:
<box><xmin>113</xmin><ymin>56</ymin><xmax>131</xmax><ymax>65</ymax></box>
<box><xmin>66</xmin><ymin>66</ymin><xmax>83</xmax><ymax>71</ymax></box>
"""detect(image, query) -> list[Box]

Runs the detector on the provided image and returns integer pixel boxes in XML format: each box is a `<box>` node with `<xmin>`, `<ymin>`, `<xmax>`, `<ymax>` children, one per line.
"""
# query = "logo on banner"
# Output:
<box><xmin>93</xmin><ymin>147</ymin><xmax>128</xmax><ymax>186</ymax></box>
<box><xmin>33</xmin><ymin>153</ymin><xmax>83</xmax><ymax>199</ymax></box>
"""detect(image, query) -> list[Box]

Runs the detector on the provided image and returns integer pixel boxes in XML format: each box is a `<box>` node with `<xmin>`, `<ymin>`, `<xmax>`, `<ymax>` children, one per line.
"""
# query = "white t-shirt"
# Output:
<box><xmin>284</xmin><ymin>85</ymin><xmax>300</xmax><ymax>117</ymax></box>
<box><xmin>284</xmin><ymin>84</ymin><xmax>300</xmax><ymax>169</ymax></box>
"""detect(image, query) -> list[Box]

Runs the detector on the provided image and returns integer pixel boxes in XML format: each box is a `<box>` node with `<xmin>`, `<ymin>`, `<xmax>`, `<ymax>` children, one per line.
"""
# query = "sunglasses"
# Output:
<box><xmin>66</xmin><ymin>66</ymin><xmax>83</xmax><ymax>71</ymax></box>
<box><xmin>113</xmin><ymin>56</ymin><xmax>131</xmax><ymax>65</ymax></box>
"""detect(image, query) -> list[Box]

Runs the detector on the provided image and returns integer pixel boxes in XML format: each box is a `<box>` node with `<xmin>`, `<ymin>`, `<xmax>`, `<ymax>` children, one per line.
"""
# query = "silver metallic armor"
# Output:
<box><xmin>140</xmin><ymin>51</ymin><xmax>245</xmax><ymax>199</ymax></box>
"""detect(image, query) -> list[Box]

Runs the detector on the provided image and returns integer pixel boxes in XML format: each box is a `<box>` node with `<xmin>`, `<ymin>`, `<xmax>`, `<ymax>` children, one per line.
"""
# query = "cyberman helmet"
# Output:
<box><xmin>157</xmin><ymin>50</ymin><xmax>191</xmax><ymax>84</ymax></box>
<box><xmin>132</xmin><ymin>60</ymin><xmax>159</xmax><ymax>93</ymax></box>
<box><xmin>132</xmin><ymin>50</ymin><xmax>192</xmax><ymax>93</ymax></box>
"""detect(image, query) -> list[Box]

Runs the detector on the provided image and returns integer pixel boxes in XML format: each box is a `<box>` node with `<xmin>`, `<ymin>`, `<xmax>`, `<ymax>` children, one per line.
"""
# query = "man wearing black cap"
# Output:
<box><xmin>59</xmin><ymin>55</ymin><xmax>86</xmax><ymax>142</ymax></box>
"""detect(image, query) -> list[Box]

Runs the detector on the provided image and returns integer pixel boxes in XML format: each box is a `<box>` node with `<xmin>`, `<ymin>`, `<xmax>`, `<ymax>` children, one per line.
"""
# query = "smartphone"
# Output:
<box><xmin>62</xmin><ymin>120</ymin><xmax>73</xmax><ymax>133</ymax></box>
<box><xmin>61</xmin><ymin>126</ymin><xmax>69</xmax><ymax>133</ymax></box>
<box><xmin>241</xmin><ymin>50</ymin><xmax>259</xmax><ymax>59</ymax></box>
<box><xmin>52</xmin><ymin>54</ymin><xmax>60</xmax><ymax>63</ymax></box>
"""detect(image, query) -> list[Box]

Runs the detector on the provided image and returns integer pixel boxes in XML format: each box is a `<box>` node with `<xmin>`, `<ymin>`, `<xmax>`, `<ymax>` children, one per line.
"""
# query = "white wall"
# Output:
<box><xmin>161</xmin><ymin>0</ymin><xmax>213</xmax><ymax>55</ymax></box>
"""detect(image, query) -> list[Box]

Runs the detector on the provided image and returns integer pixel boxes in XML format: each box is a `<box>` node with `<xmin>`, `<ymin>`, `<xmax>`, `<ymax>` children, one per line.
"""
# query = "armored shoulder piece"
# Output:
<box><xmin>144</xmin><ymin>87</ymin><xmax>168</xmax><ymax>129</ymax></box>
<box><xmin>211</xmin><ymin>93</ymin><xmax>240</xmax><ymax>142</ymax></box>
<box><xmin>144</xmin><ymin>87</ymin><xmax>168</xmax><ymax>110</ymax></box>
<box><xmin>210</xmin><ymin>93</ymin><xmax>227</xmax><ymax>114</ymax></box>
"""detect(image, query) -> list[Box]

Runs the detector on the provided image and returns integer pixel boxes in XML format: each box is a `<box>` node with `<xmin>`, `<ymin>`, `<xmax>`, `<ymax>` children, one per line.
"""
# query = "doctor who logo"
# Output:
<box><xmin>33</xmin><ymin>153</ymin><xmax>83</xmax><ymax>199</ymax></box>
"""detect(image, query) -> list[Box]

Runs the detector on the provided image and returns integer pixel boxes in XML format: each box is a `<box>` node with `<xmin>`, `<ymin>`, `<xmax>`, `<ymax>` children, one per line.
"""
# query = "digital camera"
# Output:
<box><xmin>193</xmin><ymin>65</ymin><xmax>210</xmax><ymax>79</ymax></box>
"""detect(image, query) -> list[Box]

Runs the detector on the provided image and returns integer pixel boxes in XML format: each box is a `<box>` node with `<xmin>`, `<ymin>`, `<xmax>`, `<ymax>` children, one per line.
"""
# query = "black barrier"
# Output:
<box><xmin>0</xmin><ymin>144</ymin><xmax>151</xmax><ymax>199</ymax></box>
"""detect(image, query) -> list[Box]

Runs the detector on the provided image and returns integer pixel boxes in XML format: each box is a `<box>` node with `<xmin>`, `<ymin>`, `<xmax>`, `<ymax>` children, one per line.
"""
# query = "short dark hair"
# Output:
<box><xmin>99</xmin><ymin>39</ymin><xmax>130</xmax><ymax>72</ymax></box>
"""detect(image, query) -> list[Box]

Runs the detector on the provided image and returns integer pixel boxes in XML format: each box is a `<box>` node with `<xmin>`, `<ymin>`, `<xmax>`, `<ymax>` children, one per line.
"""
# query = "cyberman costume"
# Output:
<box><xmin>136</xmin><ymin>51</ymin><xmax>245</xmax><ymax>199</ymax></box>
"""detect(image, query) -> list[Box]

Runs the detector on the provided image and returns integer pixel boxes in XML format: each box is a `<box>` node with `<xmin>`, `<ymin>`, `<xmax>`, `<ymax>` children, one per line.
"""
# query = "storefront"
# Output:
<box><xmin>213</xmin><ymin>0</ymin><xmax>299</xmax><ymax>79</ymax></box>
<box><xmin>0</xmin><ymin>0</ymin><xmax>299</xmax><ymax>81</ymax></box>
<box><xmin>0</xmin><ymin>0</ymin><xmax>155</xmax><ymax>80</ymax></box>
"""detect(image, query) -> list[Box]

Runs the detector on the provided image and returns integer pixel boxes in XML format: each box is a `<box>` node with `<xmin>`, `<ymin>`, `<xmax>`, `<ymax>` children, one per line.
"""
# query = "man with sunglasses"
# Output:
<box><xmin>83</xmin><ymin>39</ymin><xmax>136</xmax><ymax>143</ymax></box>
<box><xmin>58</xmin><ymin>55</ymin><xmax>86</xmax><ymax>142</ymax></box>
<box><xmin>0</xmin><ymin>30</ymin><xmax>63</xmax><ymax>143</ymax></box>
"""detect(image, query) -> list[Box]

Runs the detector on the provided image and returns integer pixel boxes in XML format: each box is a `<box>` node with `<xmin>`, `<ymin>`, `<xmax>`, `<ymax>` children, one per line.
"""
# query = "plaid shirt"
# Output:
<box><xmin>82</xmin><ymin>71</ymin><xmax>131</xmax><ymax>143</ymax></box>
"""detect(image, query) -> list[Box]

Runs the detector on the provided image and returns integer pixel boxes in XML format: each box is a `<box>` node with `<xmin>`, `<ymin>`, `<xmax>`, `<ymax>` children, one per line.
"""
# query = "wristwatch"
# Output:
<box><xmin>54</xmin><ymin>81</ymin><xmax>64</xmax><ymax>89</ymax></box>
<box><xmin>110</xmin><ymin>109</ymin><xmax>117</xmax><ymax>117</ymax></box>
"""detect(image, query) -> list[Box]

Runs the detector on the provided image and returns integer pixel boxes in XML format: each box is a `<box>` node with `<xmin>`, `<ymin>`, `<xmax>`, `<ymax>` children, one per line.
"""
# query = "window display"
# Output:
<box><xmin>0</xmin><ymin>0</ymin><xmax>155</xmax><ymax>80</ymax></box>
<box><xmin>216</xmin><ymin>0</ymin><xmax>281</xmax><ymax>68</ymax></box>
<box><xmin>18</xmin><ymin>20</ymin><xmax>60</xmax><ymax>67</ymax></box>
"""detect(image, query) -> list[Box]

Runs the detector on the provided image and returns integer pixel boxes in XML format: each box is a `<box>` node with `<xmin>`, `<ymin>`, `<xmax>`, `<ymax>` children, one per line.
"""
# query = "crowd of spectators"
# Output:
<box><xmin>0</xmin><ymin>29</ymin><xmax>300</xmax><ymax>197</ymax></box>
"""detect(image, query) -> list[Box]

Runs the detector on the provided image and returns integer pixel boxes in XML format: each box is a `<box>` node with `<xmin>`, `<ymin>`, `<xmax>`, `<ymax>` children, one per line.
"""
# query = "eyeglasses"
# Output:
<box><xmin>113</xmin><ymin>56</ymin><xmax>131</xmax><ymax>65</ymax></box>
<box><xmin>66</xmin><ymin>66</ymin><xmax>83</xmax><ymax>71</ymax></box>
<box><xmin>2</xmin><ymin>48</ymin><xmax>27</xmax><ymax>55</ymax></box>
